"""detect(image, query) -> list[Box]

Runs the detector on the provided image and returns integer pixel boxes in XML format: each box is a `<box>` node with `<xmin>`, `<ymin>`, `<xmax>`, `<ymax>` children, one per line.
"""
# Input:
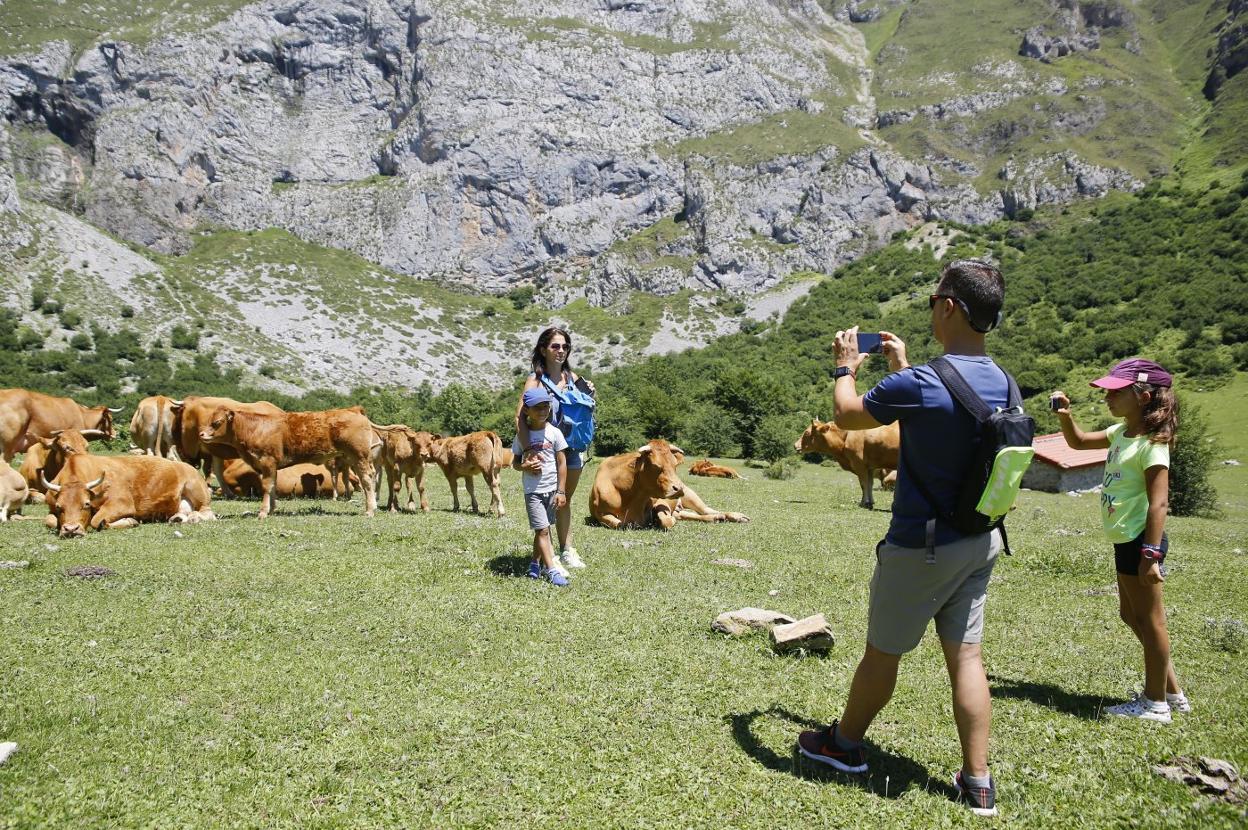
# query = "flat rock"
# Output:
<box><xmin>712</xmin><ymin>607</ymin><xmax>796</xmax><ymax>637</ymax></box>
<box><xmin>0</xmin><ymin>742</ymin><xmax>16</xmax><ymax>766</ymax></box>
<box><xmin>771</xmin><ymin>613</ymin><xmax>835</xmax><ymax>653</ymax></box>
<box><xmin>0</xmin><ymin>560</ymin><xmax>31</xmax><ymax>569</ymax></box>
<box><xmin>65</xmin><ymin>565</ymin><xmax>116</xmax><ymax>579</ymax></box>
<box><xmin>711</xmin><ymin>558</ymin><xmax>754</xmax><ymax>569</ymax></box>
<box><xmin>1153</xmin><ymin>756</ymin><xmax>1247</xmax><ymax>804</ymax></box>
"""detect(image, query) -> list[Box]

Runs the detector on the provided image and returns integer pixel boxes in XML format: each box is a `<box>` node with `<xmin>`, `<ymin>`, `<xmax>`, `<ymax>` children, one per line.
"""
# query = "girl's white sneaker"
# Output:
<box><xmin>1166</xmin><ymin>691</ymin><xmax>1191</xmax><ymax>713</ymax></box>
<box><xmin>1106</xmin><ymin>695</ymin><xmax>1171</xmax><ymax>723</ymax></box>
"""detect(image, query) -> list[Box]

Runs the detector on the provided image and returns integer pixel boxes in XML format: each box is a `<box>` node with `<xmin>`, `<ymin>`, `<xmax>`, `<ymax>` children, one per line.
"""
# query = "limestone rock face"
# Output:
<box><xmin>0</xmin><ymin>0</ymin><xmax>1145</xmax><ymax>309</ymax></box>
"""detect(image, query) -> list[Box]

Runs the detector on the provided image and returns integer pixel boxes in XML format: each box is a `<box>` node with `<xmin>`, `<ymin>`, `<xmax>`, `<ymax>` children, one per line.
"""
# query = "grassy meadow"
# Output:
<box><xmin>2</xmin><ymin>394</ymin><xmax>1247</xmax><ymax>828</ymax></box>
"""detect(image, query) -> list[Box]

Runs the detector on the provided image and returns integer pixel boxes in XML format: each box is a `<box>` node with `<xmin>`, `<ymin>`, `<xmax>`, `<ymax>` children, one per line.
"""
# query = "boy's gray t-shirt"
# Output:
<box><xmin>512</xmin><ymin>424</ymin><xmax>568</xmax><ymax>494</ymax></box>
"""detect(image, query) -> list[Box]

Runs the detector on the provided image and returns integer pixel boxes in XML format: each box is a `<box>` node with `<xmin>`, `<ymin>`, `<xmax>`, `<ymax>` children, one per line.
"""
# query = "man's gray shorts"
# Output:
<box><xmin>867</xmin><ymin>529</ymin><xmax>1001</xmax><ymax>655</ymax></box>
<box><xmin>525</xmin><ymin>490</ymin><xmax>556</xmax><ymax>531</ymax></box>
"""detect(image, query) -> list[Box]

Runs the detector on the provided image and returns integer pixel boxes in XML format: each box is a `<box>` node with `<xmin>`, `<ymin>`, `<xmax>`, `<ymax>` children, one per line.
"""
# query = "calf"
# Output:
<box><xmin>589</xmin><ymin>440</ymin><xmax>751</xmax><ymax>529</ymax></box>
<box><xmin>130</xmin><ymin>395</ymin><xmax>179</xmax><ymax>458</ymax></box>
<box><xmin>198</xmin><ymin>406</ymin><xmax>378</xmax><ymax>518</ymax></box>
<box><xmin>43</xmin><ymin>454</ymin><xmax>215</xmax><ymax>537</ymax></box>
<box><xmin>426</xmin><ymin>431</ymin><xmax>504</xmax><ymax>517</ymax></box>
<box><xmin>20</xmin><ymin>428</ymin><xmax>108</xmax><ymax>497</ymax></box>
<box><xmin>375</xmin><ymin>426</ymin><xmax>436</xmax><ymax>513</ymax></box>
<box><xmin>170</xmin><ymin>396</ymin><xmax>284</xmax><ymax>496</ymax></box>
<box><xmin>795</xmin><ymin>419</ymin><xmax>900</xmax><ymax>509</ymax></box>
<box><xmin>1</xmin><ymin>465</ymin><xmax>28</xmax><ymax>520</ymax></box>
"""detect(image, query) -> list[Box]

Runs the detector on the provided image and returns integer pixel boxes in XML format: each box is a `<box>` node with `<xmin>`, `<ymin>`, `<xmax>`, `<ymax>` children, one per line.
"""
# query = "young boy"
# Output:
<box><xmin>512</xmin><ymin>387</ymin><xmax>570</xmax><ymax>586</ymax></box>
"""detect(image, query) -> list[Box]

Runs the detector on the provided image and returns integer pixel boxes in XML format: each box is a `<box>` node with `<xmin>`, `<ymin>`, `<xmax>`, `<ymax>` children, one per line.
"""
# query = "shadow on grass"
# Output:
<box><xmin>486</xmin><ymin>554</ymin><xmax>532</xmax><ymax>578</ymax></box>
<box><xmin>988</xmin><ymin>675</ymin><xmax>1105</xmax><ymax>720</ymax></box>
<box><xmin>728</xmin><ymin>706</ymin><xmax>955</xmax><ymax>800</ymax></box>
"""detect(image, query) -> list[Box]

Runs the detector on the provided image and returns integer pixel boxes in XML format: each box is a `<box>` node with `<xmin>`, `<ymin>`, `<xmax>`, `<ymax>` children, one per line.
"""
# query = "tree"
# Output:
<box><xmin>711</xmin><ymin>368</ymin><xmax>789</xmax><ymax>458</ymax></box>
<box><xmin>1169</xmin><ymin>398</ymin><xmax>1220</xmax><ymax>517</ymax></box>
<box><xmin>432</xmin><ymin>383</ymin><xmax>493</xmax><ymax>435</ymax></box>
<box><xmin>681</xmin><ymin>403</ymin><xmax>738</xmax><ymax>457</ymax></box>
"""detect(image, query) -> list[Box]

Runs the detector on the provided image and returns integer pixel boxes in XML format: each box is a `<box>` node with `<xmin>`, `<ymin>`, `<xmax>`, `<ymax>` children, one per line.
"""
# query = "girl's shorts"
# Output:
<box><xmin>1113</xmin><ymin>532</ymin><xmax>1169</xmax><ymax>576</ymax></box>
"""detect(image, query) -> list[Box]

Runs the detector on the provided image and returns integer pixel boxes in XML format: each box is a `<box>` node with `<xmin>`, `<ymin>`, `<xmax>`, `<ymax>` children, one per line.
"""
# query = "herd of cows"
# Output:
<box><xmin>0</xmin><ymin>389</ymin><xmax>903</xmax><ymax>538</ymax></box>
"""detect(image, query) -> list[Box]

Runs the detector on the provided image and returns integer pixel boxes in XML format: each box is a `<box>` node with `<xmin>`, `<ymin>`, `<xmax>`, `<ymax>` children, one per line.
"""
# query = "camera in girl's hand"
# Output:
<box><xmin>1050</xmin><ymin>395</ymin><xmax>1063</xmax><ymax>412</ymax></box>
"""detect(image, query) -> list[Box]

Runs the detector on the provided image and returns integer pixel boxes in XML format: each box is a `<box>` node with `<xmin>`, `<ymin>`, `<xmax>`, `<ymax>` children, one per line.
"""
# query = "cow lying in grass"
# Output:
<box><xmin>688</xmin><ymin>459</ymin><xmax>743</xmax><ymax>479</ymax></box>
<box><xmin>222</xmin><ymin>459</ymin><xmax>360</xmax><ymax>499</ymax></box>
<box><xmin>43</xmin><ymin>454</ymin><xmax>215</xmax><ymax>537</ymax></box>
<box><xmin>589</xmin><ymin>440</ymin><xmax>751</xmax><ymax>529</ymax></box>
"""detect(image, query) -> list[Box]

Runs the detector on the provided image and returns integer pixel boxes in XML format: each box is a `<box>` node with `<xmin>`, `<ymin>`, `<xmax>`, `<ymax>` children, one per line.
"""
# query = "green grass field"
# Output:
<box><xmin>2</xmin><ymin>408</ymin><xmax>1246</xmax><ymax>828</ymax></box>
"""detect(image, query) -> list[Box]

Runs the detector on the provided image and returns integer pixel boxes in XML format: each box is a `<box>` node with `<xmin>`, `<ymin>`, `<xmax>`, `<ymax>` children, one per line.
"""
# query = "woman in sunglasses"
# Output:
<box><xmin>515</xmin><ymin>326</ymin><xmax>596</xmax><ymax>574</ymax></box>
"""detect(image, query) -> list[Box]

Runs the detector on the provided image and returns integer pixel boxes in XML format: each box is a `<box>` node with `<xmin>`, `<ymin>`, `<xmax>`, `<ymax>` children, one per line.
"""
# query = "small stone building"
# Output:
<box><xmin>1022</xmin><ymin>433</ymin><xmax>1107</xmax><ymax>493</ymax></box>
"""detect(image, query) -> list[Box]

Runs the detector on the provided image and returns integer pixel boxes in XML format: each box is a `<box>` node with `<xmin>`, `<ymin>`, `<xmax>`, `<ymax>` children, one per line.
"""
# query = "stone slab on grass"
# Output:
<box><xmin>771</xmin><ymin>613</ymin><xmax>835</xmax><ymax>653</ymax></box>
<box><xmin>0</xmin><ymin>742</ymin><xmax>16</xmax><ymax>767</ymax></box>
<box><xmin>1153</xmin><ymin>756</ymin><xmax>1247</xmax><ymax>804</ymax></box>
<box><xmin>712</xmin><ymin>608</ymin><xmax>796</xmax><ymax>637</ymax></box>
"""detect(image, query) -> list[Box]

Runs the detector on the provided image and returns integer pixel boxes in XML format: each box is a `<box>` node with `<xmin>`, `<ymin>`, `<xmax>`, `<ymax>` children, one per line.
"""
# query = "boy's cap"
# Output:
<box><xmin>522</xmin><ymin>388</ymin><xmax>553</xmax><ymax>407</ymax></box>
<box><xmin>1089</xmin><ymin>358</ymin><xmax>1172</xmax><ymax>390</ymax></box>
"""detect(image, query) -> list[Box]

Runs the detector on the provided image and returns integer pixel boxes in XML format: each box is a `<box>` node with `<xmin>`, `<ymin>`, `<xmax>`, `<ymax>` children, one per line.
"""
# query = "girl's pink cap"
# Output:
<box><xmin>1089</xmin><ymin>358</ymin><xmax>1172</xmax><ymax>390</ymax></box>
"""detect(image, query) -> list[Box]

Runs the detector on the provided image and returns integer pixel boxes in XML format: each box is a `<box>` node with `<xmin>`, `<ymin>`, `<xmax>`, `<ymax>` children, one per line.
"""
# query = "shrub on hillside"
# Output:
<box><xmin>681</xmin><ymin>403</ymin><xmax>738</xmax><ymax>457</ymax></box>
<box><xmin>1169</xmin><ymin>398</ymin><xmax>1220</xmax><ymax>517</ymax></box>
<box><xmin>764</xmin><ymin>456</ymin><xmax>801</xmax><ymax>480</ymax></box>
<box><xmin>754</xmin><ymin>413</ymin><xmax>805</xmax><ymax>463</ymax></box>
<box><xmin>170</xmin><ymin>325</ymin><xmax>199</xmax><ymax>350</ymax></box>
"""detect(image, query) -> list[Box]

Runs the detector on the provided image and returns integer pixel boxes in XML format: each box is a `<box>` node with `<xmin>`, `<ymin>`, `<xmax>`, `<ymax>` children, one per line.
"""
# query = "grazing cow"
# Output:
<box><xmin>1</xmin><ymin>465</ymin><xmax>28</xmax><ymax>521</ymax></box>
<box><xmin>374</xmin><ymin>426</ymin><xmax>436</xmax><ymax>513</ymax></box>
<box><xmin>589</xmin><ymin>440</ymin><xmax>751</xmax><ymax>529</ymax></box>
<box><xmin>425</xmin><ymin>431</ymin><xmax>504</xmax><ymax>517</ymax></box>
<box><xmin>19</xmin><ymin>428</ymin><xmax>109</xmax><ymax>497</ymax></box>
<box><xmin>0</xmin><ymin>388</ymin><xmax>120</xmax><ymax>461</ymax></box>
<box><xmin>688</xmin><ymin>459</ymin><xmax>744</xmax><ymax>479</ymax></box>
<box><xmin>170</xmin><ymin>396</ymin><xmax>284</xmax><ymax>495</ymax></box>
<box><xmin>43</xmin><ymin>454</ymin><xmax>215</xmax><ymax>537</ymax></box>
<box><xmin>795</xmin><ymin>419</ymin><xmax>900</xmax><ymax>509</ymax></box>
<box><xmin>198</xmin><ymin>406</ymin><xmax>378</xmax><ymax>518</ymax></box>
<box><xmin>221</xmin><ymin>459</ymin><xmax>360</xmax><ymax>499</ymax></box>
<box><xmin>130</xmin><ymin>396</ymin><xmax>179</xmax><ymax>458</ymax></box>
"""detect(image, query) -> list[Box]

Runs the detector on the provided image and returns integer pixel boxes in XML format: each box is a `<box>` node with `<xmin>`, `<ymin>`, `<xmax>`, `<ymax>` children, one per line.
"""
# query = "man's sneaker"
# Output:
<box><xmin>541</xmin><ymin>567</ymin><xmax>570</xmax><ymax>587</ymax></box>
<box><xmin>1167</xmin><ymin>691</ymin><xmax>1191</xmax><ymax>713</ymax></box>
<box><xmin>526</xmin><ymin>561</ymin><xmax>542</xmax><ymax>580</ymax></box>
<box><xmin>1106</xmin><ymin>695</ymin><xmax>1171</xmax><ymax>723</ymax></box>
<box><xmin>796</xmin><ymin>721</ymin><xmax>868</xmax><ymax>773</ymax></box>
<box><xmin>560</xmin><ymin>548</ymin><xmax>586</xmax><ymax>569</ymax></box>
<box><xmin>953</xmin><ymin>770</ymin><xmax>998</xmax><ymax>818</ymax></box>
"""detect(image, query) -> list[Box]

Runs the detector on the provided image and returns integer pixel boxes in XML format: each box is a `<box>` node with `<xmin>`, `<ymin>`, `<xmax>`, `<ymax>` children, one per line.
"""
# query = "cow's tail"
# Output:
<box><xmin>487</xmin><ymin>431</ymin><xmax>504</xmax><ymax>469</ymax></box>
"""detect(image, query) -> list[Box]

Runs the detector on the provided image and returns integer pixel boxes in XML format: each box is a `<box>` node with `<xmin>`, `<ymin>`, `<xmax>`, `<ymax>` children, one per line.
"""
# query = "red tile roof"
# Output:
<box><xmin>1032</xmin><ymin>432</ymin><xmax>1108</xmax><ymax>469</ymax></box>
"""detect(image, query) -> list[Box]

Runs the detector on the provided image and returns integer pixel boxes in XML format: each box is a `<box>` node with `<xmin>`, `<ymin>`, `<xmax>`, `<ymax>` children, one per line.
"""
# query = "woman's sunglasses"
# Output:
<box><xmin>547</xmin><ymin>343</ymin><xmax>569</xmax><ymax>351</ymax></box>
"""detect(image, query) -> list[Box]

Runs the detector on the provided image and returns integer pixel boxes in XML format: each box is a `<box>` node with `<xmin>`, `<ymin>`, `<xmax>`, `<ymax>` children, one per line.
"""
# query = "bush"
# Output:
<box><xmin>1169</xmin><ymin>398</ymin><xmax>1220</xmax><ymax>517</ymax></box>
<box><xmin>764</xmin><ymin>456</ymin><xmax>801</xmax><ymax>480</ymax></box>
<box><xmin>681</xmin><ymin>403</ymin><xmax>738</xmax><ymax>457</ymax></box>
<box><xmin>431</xmin><ymin>383</ymin><xmax>494</xmax><ymax>436</ymax></box>
<box><xmin>120</xmin><ymin>305</ymin><xmax>135</xmax><ymax>318</ymax></box>
<box><xmin>69</xmin><ymin>333</ymin><xmax>92</xmax><ymax>351</ymax></box>
<box><xmin>592</xmin><ymin>403</ymin><xmax>645</xmax><ymax>457</ymax></box>
<box><xmin>30</xmin><ymin>287</ymin><xmax>47</xmax><ymax>311</ymax></box>
<box><xmin>170</xmin><ymin>325</ymin><xmax>199</xmax><ymax>350</ymax></box>
<box><xmin>506</xmin><ymin>286</ymin><xmax>534</xmax><ymax>310</ymax></box>
<box><xmin>754</xmin><ymin>413</ymin><xmax>805</xmax><ymax>463</ymax></box>
<box><xmin>58</xmin><ymin>309</ymin><xmax>82</xmax><ymax>329</ymax></box>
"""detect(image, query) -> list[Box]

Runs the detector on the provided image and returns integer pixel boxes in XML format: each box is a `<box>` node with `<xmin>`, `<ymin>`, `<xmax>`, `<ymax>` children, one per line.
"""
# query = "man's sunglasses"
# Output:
<box><xmin>929</xmin><ymin>294</ymin><xmax>972</xmax><ymax>318</ymax></box>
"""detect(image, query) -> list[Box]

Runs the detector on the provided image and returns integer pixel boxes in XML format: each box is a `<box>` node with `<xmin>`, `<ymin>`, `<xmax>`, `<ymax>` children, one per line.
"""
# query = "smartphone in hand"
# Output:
<box><xmin>856</xmin><ymin>332</ymin><xmax>883</xmax><ymax>354</ymax></box>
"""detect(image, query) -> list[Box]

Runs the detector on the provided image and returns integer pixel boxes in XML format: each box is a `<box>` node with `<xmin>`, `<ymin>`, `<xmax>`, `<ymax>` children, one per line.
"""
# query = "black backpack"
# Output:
<box><xmin>901</xmin><ymin>356</ymin><xmax>1036</xmax><ymax>560</ymax></box>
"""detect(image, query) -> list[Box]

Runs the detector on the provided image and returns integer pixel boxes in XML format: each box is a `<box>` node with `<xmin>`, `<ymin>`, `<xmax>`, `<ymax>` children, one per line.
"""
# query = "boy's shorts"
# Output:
<box><xmin>1113</xmin><ymin>531</ymin><xmax>1169</xmax><ymax>575</ymax></box>
<box><xmin>525</xmin><ymin>490</ymin><xmax>556</xmax><ymax>531</ymax></box>
<box><xmin>866</xmin><ymin>529</ymin><xmax>1001</xmax><ymax>655</ymax></box>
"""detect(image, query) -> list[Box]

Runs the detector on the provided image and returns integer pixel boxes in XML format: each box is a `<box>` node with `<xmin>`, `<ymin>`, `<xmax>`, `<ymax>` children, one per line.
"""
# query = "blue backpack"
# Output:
<box><xmin>540</xmin><ymin>374</ymin><xmax>597</xmax><ymax>451</ymax></box>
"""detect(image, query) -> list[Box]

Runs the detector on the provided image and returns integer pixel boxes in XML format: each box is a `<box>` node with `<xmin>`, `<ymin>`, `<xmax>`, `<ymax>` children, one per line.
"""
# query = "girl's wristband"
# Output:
<box><xmin>1141</xmin><ymin>543</ymin><xmax>1163</xmax><ymax>560</ymax></box>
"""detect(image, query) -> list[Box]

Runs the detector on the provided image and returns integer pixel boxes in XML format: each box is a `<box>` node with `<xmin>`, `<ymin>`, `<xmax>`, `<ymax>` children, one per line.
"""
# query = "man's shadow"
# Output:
<box><xmin>728</xmin><ymin>707</ymin><xmax>955</xmax><ymax>800</ymax></box>
<box><xmin>988</xmin><ymin>675</ymin><xmax>1106</xmax><ymax>720</ymax></box>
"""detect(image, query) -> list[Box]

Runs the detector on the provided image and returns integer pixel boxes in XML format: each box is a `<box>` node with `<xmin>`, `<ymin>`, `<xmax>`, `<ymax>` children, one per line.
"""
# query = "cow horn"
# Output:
<box><xmin>85</xmin><ymin>472</ymin><xmax>106</xmax><ymax>490</ymax></box>
<box><xmin>670</xmin><ymin>444</ymin><xmax>686</xmax><ymax>456</ymax></box>
<box><xmin>49</xmin><ymin>429</ymin><xmax>64</xmax><ymax>437</ymax></box>
<box><xmin>107</xmin><ymin>406</ymin><xmax>124</xmax><ymax>413</ymax></box>
<box><xmin>79</xmin><ymin>429</ymin><xmax>109</xmax><ymax>440</ymax></box>
<box><xmin>41</xmin><ymin>474</ymin><xmax>61</xmax><ymax>493</ymax></box>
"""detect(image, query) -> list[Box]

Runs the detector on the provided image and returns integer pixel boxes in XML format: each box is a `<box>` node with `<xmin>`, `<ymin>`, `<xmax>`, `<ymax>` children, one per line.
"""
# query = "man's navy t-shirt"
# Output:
<box><xmin>863</xmin><ymin>355</ymin><xmax>1009</xmax><ymax>548</ymax></box>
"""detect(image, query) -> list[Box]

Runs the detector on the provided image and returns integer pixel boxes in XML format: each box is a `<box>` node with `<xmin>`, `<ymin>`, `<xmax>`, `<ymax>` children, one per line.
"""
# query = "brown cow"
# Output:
<box><xmin>221</xmin><ymin>459</ymin><xmax>360</xmax><ymax>499</ymax></box>
<box><xmin>375</xmin><ymin>426</ymin><xmax>436</xmax><ymax>513</ymax></box>
<box><xmin>171</xmin><ymin>396</ymin><xmax>285</xmax><ymax>496</ymax></box>
<box><xmin>688</xmin><ymin>459</ymin><xmax>744</xmax><ymax>479</ymax></box>
<box><xmin>0</xmin><ymin>389</ymin><xmax>120</xmax><ymax>461</ymax></box>
<box><xmin>198</xmin><ymin>406</ymin><xmax>378</xmax><ymax>518</ymax></box>
<box><xmin>1</xmin><ymin>465</ymin><xmax>28</xmax><ymax>521</ymax></box>
<box><xmin>43</xmin><ymin>454</ymin><xmax>215</xmax><ymax>537</ymax></box>
<box><xmin>425</xmin><ymin>431</ymin><xmax>504</xmax><ymax>517</ymax></box>
<box><xmin>19</xmin><ymin>428</ymin><xmax>109</xmax><ymax>497</ymax></box>
<box><xmin>589</xmin><ymin>440</ymin><xmax>751</xmax><ymax>529</ymax></box>
<box><xmin>130</xmin><ymin>395</ymin><xmax>179</xmax><ymax>458</ymax></box>
<box><xmin>795</xmin><ymin>419</ymin><xmax>900</xmax><ymax>509</ymax></box>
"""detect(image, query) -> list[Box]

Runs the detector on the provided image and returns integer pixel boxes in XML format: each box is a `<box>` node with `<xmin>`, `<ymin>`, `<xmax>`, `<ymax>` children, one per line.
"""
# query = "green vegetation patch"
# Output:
<box><xmin>667</xmin><ymin>106</ymin><xmax>865</xmax><ymax>166</ymax></box>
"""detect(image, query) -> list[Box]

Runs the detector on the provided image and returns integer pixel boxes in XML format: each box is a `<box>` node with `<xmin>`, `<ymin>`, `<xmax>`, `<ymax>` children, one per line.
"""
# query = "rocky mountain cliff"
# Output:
<box><xmin>0</xmin><ymin>0</ymin><xmax>1236</xmax><ymax>391</ymax></box>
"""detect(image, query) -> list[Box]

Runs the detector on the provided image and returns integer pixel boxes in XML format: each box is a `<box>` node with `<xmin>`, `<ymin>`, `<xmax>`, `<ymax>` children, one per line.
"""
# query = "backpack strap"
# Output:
<box><xmin>899</xmin><ymin>435</ymin><xmax>944</xmax><ymax>565</ymax></box>
<box><xmin>929</xmin><ymin>356</ymin><xmax>992</xmax><ymax>422</ymax></box>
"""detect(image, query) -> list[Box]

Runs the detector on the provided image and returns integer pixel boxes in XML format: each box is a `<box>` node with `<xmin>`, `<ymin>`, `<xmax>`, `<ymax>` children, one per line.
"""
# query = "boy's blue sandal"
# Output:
<box><xmin>526</xmin><ymin>561</ymin><xmax>542</xmax><ymax>579</ymax></box>
<box><xmin>541</xmin><ymin>567</ymin><xmax>569</xmax><ymax>587</ymax></box>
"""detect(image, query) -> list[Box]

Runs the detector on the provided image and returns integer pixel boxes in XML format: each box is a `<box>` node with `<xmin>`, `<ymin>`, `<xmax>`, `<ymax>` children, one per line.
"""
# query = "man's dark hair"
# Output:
<box><xmin>936</xmin><ymin>259</ymin><xmax>1004</xmax><ymax>333</ymax></box>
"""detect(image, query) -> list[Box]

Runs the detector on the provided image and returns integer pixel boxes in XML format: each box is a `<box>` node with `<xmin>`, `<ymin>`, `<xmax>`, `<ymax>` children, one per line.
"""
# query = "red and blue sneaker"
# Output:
<box><xmin>796</xmin><ymin>720</ymin><xmax>868</xmax><ymax>773</ymax></box>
